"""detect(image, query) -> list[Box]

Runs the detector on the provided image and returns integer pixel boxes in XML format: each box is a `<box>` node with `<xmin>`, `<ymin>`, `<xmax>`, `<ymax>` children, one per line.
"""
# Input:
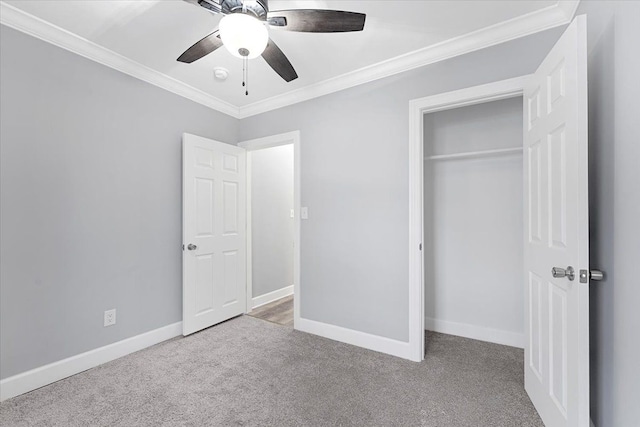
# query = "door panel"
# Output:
<box><xmin>223</xmin><ymin>181</ymin><xmax>239</xmax><ymax>234</ymax></box>
<box><xmin>183</xmin><ymin>133</ymin><xmax>247</xmax><ymax>336</ymax></box>
<box><xmin>523</xmin><ymin>16</ymin><xmax>589</xmax><ymax>427</ymax></box>
<box><xmin>223</xmin><ymin>250</ymin><xmax>239</xmax><ymax>305</ymax></box>
<box><xmin>195</xmin><ymin>178</ymin><xmax>214</xmax><ymax>235</ymax></box>
<box><xmin>195</xmin><ymin>254</ymin><xmax>215</xmax><ymax>314</ymax></box>
<box><xmin>528</xmin><ymin>272</ymin><xmax>543</xmax><ymax>381</ymax></box>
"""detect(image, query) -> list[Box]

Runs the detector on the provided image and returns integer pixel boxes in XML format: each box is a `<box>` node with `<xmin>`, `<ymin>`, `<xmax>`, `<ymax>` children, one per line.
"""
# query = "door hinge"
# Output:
<box><xmin>182</xmin><ymin>244</ymin><xmax>185</xmax><ymax>251</ymax></box>
<box><xmin>419</xmin><ymin>243</ymin><xmax>422</xmax><ymax>251</ymax></box>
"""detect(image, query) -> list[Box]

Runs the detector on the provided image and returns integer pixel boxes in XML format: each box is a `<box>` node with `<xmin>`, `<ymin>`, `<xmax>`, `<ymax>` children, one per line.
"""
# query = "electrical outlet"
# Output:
<box><xmin>104</xmin><ymin>309</ymin><xmax>116</xmax><ymax>327</ymax></box>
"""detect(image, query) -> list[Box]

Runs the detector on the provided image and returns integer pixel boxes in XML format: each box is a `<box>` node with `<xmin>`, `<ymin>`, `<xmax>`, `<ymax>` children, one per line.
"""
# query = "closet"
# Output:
<box><xmin>423</xmin><ymin>96</ymin><xmax>524</xmax><ymax>348</ymax></box>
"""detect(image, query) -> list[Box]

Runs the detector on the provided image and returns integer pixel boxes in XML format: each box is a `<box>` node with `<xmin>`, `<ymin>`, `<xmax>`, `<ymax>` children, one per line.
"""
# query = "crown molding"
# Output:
<box><xmin>237</xmin><ymin>0</ymin><xmax>579</xmax><ymax>118</ymax></box>
<box><xmin>0</xmin><ymin>1</ymin><xmax>241</xmax><ymax>118</ymax></box>
<box><xmin>558</xmin><ymin>0</ymin><xmax>581</xmax><ymax>22</ymax></box>
<box><xmin>1</xmin><ymin>0</ymin><xmax>579</xmax><ymax>120</ymax></box>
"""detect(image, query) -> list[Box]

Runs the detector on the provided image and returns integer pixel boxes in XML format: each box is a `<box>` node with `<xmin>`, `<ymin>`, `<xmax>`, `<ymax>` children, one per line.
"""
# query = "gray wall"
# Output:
<box><xmin>250</xmin><ymin>144</ymin><xmax>294</xmax><ymax>299</ymax></box>
<box><xmin>424</xmin><ymin>98</ymin><xmax>524</xmax><ymax>341</ymax></box>
<box><xmin>576</xmin><ymin>2</ymin><xmax>640</xmax><ymax>426</ymax></box>
<box><xmin>239</xmin><ymin>27</ymin><xmax>565</xmax><ymax>341</ymax></box>
<box><xmin>0</xmin><ymin>26</ymin><xmax>238</xmax><ymax>379</ymax></box>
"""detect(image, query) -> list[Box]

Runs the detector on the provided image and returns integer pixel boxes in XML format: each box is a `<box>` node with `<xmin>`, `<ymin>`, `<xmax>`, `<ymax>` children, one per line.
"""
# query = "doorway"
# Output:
<box><xmin>423</xmin><ymin>96</ymin><xmax>525</xmax><ymax>348</ymax></box>
<box><xmin>408</xmin><ymin>76</ymin><xmax>530</xmax><ymax>361</ymax></box>
<box><xmin>239</xmin><ymin>131</ymin><xmax>301</xmax><ymax>328</ymax></box>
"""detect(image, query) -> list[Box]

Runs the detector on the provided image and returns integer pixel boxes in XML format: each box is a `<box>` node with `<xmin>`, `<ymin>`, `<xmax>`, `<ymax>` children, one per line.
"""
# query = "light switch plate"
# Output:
<box><xmin>301</xmin><ymin>207</ymin><xmax>308</xmax><ymax>220</ymax></box>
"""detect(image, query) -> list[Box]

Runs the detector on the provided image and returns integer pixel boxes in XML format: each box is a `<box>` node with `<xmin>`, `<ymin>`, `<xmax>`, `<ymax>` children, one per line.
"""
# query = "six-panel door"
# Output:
<box><xmin>183</xmin><ymin>133</ymin><xmax>247</xmax><ymax>336</ymax></box>
<box><xmin>523</xmin><ymin>15</ymin><xmax>590</xmax><ymax>427</ymax></box>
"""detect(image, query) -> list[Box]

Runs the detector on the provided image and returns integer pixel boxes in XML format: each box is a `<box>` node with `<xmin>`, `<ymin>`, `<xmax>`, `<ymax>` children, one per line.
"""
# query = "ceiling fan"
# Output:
<box><xmin>177</xmin><ymin>0</ymin><xmax>366</xmax><ymax>84</ymax></box>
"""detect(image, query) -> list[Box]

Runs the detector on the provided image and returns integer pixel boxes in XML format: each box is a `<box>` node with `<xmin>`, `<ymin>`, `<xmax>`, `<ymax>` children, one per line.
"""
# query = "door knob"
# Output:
<box><xmin>187</xmin><ymin>243</ymin><xmax>197</xmax><ymax>251</ymax></box>
<box><xmin>552</xmin><ymin>266</ymin><xmax>575</xmax><ymax>281</ymax></box>
<box><xmin>580</xmin><ymin>269</ymin><xmax>604</xmax><ymax>283</ymax></box>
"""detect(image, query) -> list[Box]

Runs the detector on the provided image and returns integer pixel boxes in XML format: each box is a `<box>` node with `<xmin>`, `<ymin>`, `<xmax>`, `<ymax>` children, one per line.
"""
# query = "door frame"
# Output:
<box><xmin>407</xmin><ymin>76</ymin><xmax>531</xmax><ymax>362</ymax></box>
<box><xmin>238</xmin><ymin>131</ymin><xmax>301</xmax><ymax>328</ymax></box>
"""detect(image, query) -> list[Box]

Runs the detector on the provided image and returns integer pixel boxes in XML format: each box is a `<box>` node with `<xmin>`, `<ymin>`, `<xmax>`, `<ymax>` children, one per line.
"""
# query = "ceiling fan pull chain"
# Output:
<box><xmin>241</xmin><ymin>56</ymin><xmax>249</xmax><ymax>95</ymax></box>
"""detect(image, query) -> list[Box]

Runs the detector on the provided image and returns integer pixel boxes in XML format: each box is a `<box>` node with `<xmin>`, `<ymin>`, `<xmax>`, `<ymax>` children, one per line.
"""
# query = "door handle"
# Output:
<box><xmin>187</xmin><ymin>243</ymin><xmax>197</xmax><ymax>251</ymax></box>
<box><xmin>552</xmin><ymin>266</ymin><xmax>575</xmax><ymax>281</ymax></box>
<box><xmin>580</xmin><ymin>269</ymin><xmax>604</xmax><ymax>283</ymax></box>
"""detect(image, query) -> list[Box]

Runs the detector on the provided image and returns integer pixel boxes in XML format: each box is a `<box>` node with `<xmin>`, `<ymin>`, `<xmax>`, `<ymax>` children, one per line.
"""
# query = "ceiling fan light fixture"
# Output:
<box><xmin>219</xmin><ymin>13</ymin><xmax>268</xmax><ymax>59</ymax></box>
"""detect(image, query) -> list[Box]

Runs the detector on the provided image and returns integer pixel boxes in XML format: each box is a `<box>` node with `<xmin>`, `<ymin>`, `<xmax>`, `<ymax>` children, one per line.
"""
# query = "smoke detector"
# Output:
<box><xmin>213</xmin><ymin>67</ymin><xmax>229</xmax><ymax>81</ymax></box>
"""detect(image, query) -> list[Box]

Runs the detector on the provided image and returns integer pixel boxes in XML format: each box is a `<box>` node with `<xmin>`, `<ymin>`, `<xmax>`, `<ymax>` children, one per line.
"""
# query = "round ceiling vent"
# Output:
<box><xmin>213</xmin><ymin>67</ymin><xmax>229</xmax><ymax>81</ymax></box>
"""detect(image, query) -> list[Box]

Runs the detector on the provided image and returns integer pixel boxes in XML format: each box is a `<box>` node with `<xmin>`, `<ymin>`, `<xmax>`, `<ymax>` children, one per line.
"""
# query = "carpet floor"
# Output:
<box><xmin>0</xmin><ymin>316</ymin><xmax>542</xmax><ymax>426</ymax></box>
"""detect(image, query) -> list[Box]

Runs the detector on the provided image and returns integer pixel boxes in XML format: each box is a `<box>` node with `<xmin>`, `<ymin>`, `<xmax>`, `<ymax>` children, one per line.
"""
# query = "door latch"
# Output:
<box><xmin>580</xmin><ymin>269</ymin><xmax>604</xmax><ymax>283</ymax></box>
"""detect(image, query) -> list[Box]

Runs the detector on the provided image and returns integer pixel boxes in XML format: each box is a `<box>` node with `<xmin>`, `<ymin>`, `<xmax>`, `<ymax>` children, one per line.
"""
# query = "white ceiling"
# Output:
<box><xmin>1</xmin><ymin>0</ymin><xmax>578</xmax><ymax>116</ymax></box>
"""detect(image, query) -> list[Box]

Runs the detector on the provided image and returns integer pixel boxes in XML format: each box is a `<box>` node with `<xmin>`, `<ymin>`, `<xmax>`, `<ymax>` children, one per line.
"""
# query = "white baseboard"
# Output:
<box><xmin>425</xmin><ymin>317</ymin><xmax>524</xmax><ymax>348</ymax></box>
<box><xmin>296</xmin><ymin>317</ymin><xmax>413</xmax><ymax>360</ymax></box>
<box><xmin>252</xmin><ymin>285</ymin><xmax>294</xmax><ymax>309</ymax></box>
<box><xmin>0</xmin><ymin>321</ymin><xmax>182</xmax><ymax>402</ymax></box>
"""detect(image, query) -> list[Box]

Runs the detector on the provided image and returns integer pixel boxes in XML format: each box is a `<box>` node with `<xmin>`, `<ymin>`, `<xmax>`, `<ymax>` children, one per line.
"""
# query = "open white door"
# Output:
<box><xmin>183</xmin><ymin>133</ymin><xmax>247</xmax><ymax>336</ymax></box>
<box><xmin>523</xmin><ymin>16</ymin><xmax>589</xmax><ymax>427</ymax></box>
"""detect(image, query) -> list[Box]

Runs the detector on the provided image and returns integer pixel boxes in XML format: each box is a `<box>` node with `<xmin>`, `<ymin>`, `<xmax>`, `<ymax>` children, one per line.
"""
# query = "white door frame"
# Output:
<box><xmin>239</xmin><ymin>131</ymin><xmax>301</xmax><ymax>328</ymax></box>
<box><xmin>407</xmin><ymin>76</ymin><xmax>531</xmax><ymax>362</ymax></box>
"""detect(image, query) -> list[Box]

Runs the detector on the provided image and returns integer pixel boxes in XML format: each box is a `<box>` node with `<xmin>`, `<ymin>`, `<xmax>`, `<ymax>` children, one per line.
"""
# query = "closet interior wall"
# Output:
<box><xmin>423</xmin><ymin>96</ymin><xmax>525</xmax><ymax>347</ymax></box>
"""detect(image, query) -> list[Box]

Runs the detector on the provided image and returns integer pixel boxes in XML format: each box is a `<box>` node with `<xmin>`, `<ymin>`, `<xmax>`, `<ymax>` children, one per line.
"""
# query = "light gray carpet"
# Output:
<box><xmin>248</xmin><ymin>295</ymin><xmax>294</xmax><ymax>326</ymax></box>
<box><xmin>0</xmin><ymin>316</ymin><xmax>542</xmax><ymax>426</ymax></box>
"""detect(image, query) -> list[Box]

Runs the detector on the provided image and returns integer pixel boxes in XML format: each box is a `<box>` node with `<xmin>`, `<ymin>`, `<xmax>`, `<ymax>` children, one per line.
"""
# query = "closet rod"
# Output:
<box><xmin>425</xmin><ymin>147</ymin><xmax>523</xmax><ymax>161</ymax></box>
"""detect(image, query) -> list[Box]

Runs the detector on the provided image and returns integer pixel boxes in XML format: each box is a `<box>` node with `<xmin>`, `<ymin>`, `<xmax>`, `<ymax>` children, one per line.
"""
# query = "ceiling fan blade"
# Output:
<box><xmin>267</xmin><ymin>10</ymin><xmax>366</xmax><ymax>33</ymax></box>
<box><xmin>177</xmin><ymin>30</ymin><xmax>222</xmax><ymax>63</ymax></box>
<box><xmin>262</xmin><ymin>38</ymin><xmax>298</xmax><ymax>82</ymax></box>
<box><xmin>183</xmin><ymin>0</ymin><xmax>223</xmax><ymax>14</ymax></box>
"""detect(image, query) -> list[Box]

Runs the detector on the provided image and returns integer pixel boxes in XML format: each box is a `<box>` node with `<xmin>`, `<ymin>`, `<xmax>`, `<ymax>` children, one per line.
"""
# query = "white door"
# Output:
<box><xmin>523</xmin><ymin>16</ymin><xmax>589</xmax><ymax>427</ymax></box>
<box><xmin>183</xmin><ymin>133</ymin><xmax>247</xmax><ymax>336</ymax></box>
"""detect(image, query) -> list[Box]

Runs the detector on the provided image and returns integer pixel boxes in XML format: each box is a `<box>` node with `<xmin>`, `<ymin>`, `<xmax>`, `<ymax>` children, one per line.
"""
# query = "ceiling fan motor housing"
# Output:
<box><xmin>197</xmin><ymin>0</ymin><xmax>269</xmax><ymax>20</ymax></box>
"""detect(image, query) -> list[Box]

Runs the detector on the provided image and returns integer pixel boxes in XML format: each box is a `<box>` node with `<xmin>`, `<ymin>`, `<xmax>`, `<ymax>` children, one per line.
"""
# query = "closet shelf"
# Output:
<box><xmin>425</xmin><ymin>147</ymin><xmax>523</xmax><ymax>161</ymax></box>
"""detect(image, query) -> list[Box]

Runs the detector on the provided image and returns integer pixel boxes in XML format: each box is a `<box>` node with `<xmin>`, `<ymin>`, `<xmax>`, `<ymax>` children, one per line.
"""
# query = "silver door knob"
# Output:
<box><xmin>552</xmin><ymin>266</ymin><xmax>575</xmax><ymax>281</ymax></box>
<box><xmin>187</xmin><ymin>244</ymin><xmax>197</xmax><ymax>251</ymax></box>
